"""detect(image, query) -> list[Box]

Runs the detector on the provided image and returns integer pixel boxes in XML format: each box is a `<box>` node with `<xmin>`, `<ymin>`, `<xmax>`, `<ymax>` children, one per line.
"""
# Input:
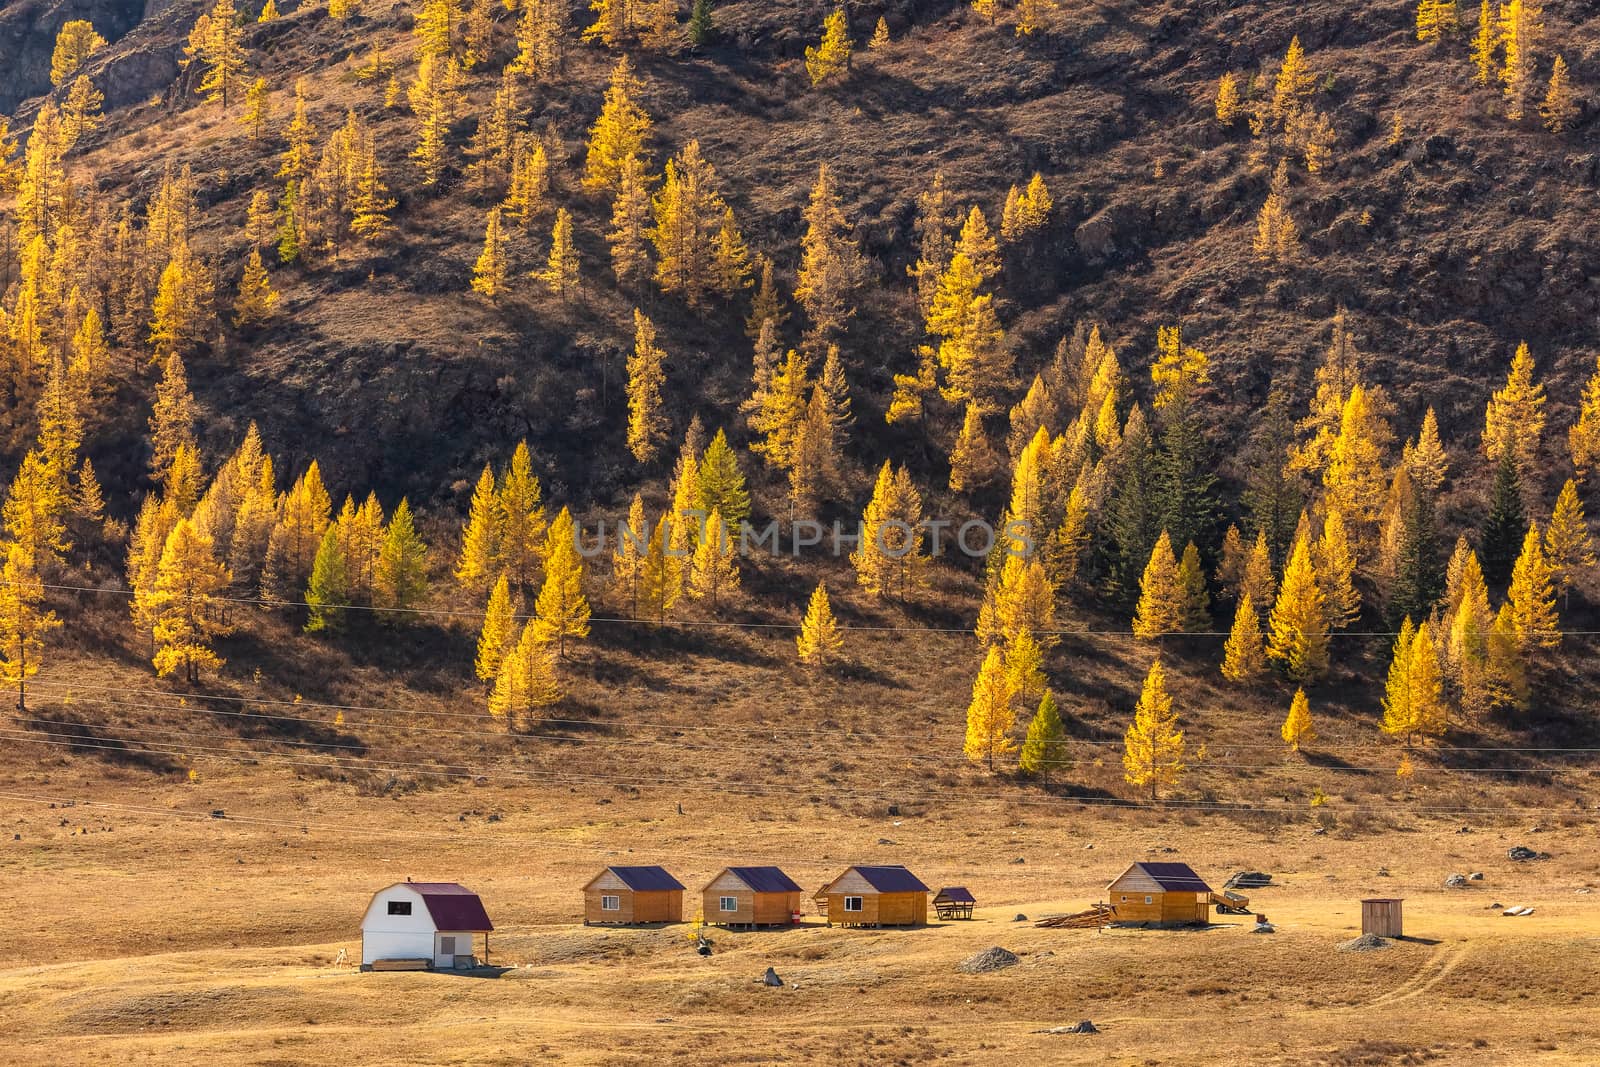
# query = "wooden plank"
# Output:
<box><xmin>370</xmin><ymin>958</ymin><xmax>431</xmax><ymax>971</ymax></box>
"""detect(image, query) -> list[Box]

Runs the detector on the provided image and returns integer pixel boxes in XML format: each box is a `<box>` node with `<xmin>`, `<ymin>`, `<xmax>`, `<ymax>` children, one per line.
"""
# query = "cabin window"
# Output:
<box><xmin>601</xmin><ymin>895</ymin><xmax>620</xmax><ymax>911</ymax></box>
<box><xmin>387</xmin><ymin>901</ymin><xmax>412</xmax><ymax>916</ymax></box>
<box><xmin>1145</xmin><ymin>896</ymin><xmax>1154</xmax><ymax>905</ymax></box>
<box><xmin>440</xmin><ymin>936</ymin><xmax>456</xmax><ymax>954</ymax></box>
<box><xmin>844</xmin><ymin>896</ymin><xmax>863</xmax><ymax>912</ymax></box>
<box><xmin>719</xmin><ymin>896</ymin><xmax>737</xmax><ymax>912</ymax></box>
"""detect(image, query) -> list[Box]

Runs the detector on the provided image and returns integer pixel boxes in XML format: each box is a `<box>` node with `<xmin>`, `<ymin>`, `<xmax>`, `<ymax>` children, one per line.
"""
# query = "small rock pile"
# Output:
<box><xmin>1339</xmin><ymin>933</ymin><xmax>1391</xmax><ymax>952</ymax></box>
<box><xmin>959</xmin><ymin>946</ymin><xmax>1020</xmax><ymax>973</ymax></box>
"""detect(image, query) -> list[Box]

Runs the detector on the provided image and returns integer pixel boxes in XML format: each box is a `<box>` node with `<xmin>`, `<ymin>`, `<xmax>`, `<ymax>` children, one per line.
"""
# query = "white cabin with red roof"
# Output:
<box><xmin>360</xmin><ymin>881</ymin><xmax>494</xmax><ymax>969</ymax></box>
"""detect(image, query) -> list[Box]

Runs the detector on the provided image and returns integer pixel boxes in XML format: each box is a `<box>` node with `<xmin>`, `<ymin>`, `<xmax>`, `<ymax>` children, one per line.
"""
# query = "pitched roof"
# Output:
<box><xmin>726</xmin><ymin>866</ymin><xmax>803</xmax><ymax>894</ymax></box>
<box><xmin>1130</xmin><ymin>862</ymin><xmax>1211</xmax><ymax>893</ymax></box>
<box><xmin>853</xmin><ymin>865</ymin><xmax>930</xmax><ymax>893</ymax></box>
<box><xmin>934</xmin><ymin>886</ymin><xmax>975</xmax><ymax>903</ymax></box>
<box><xmin>409</xmin><ymin>883</ymin><xmax>494</xmax><ymax>931</ymax></box>
<box><xmin>609</xmin><ymin>865</ymin><xmax>686</xmax><ymax>891</ymax></box>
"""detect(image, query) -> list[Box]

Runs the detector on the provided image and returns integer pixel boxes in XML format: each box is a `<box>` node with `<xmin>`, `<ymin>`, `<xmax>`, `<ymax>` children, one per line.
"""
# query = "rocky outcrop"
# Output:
<box><xmin>0</xmin><ymin>0</ymin><xmax>147</xmax><ymax>115</ymax></box>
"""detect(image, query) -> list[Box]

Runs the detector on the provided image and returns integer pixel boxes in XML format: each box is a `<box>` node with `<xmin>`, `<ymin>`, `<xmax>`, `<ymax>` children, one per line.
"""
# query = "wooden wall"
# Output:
<box><xmin>584</xmin><ymin>871</ymin><xmax>683</xmax><ymax>924</ymax></box>
<box><xmin>823</xmin><ymin>891</ymin><xmax>927</xmax><ymax>926</ymax></box>
<box><xmin>702</xmin><ymin>883</ymin><xmax>801</xmax><ymax>926</ymax></box>
<box><xmin>1110</xmin><ymin>890</ymin><xmax>1210</xmax><ymax>925</ymax></box>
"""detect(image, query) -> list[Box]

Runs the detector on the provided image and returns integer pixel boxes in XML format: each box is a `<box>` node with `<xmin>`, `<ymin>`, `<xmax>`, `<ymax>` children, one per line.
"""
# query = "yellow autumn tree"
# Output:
<box><xmin>638</xmin><ymin>512</ymin><xmax>682</xmax><ymax>624</ymax></box>
<box><xmin>474</xmin><ymin>572</ymin><xmax>518</xmax><ymax>684</ymax></box>
<box><xmin>1569</xmin><ymin>354</ymin><xmax>1600</xmax><ymax>481</ymax></box>
<box><xmin>51</xmin><ymin>20</ymin><xmax>106</xmax><ymax>86</ymax></box>
<box><xmin>851</xmin><ymin>461</ymin><xmax>926</xmax><ymax>603</ymax></box>
<box><xmin>1132</xmin><ymin>530</ymin><xmax>1183</xmax><ymax>638</ymax></box>
<box><xmin>1498</xmin><ymin>0</ymin><xmax>1542</xmax><ymax>120</ymax></box>
<box><xmin>963</xmin><ymin>644</ymin><xmax>1018</xmax><ymax>770</ymax></box>
<box><xmin>1123</xmin><ymin>657</ymin><xmax>1185</xmax><ymax>800</ymax></box>
<box><xmin>1316</xmin><ymin>508</ymin><xmax>1360</xmax><ymax>629</ymax></box>
<box><xmin>1220</xmin><ymin>592</ymin><xmax>1267</xmax><ymax>683</ymax></box>
<box><xmin>582</xmin><ymin>57</ymin><xmax>651</xmax><ymax>194</ymax></box>
<box><xmin>150</xmin><ymin>519</ymin><xmax>232</xmax><ymax>683</ymax></box>
<box><xmin>489</xmin><ymin>620</ymin><xmax>561</xmax><ymax>730</ymax></box>
<box><xmin>688</xmin><ymin>507</ymin><xmax>740</xmax><ymax>610</ymax></box>
<box><xmin>1508</xmin><ymin>523</ymin><xmax>1559</xmax><ymax>652</ymax></box>
<box><xmin>1214</xmin><ymin>71</ymin><xmax>1241</xmax><ymax>126</ymax></box>
<box><xmin>0</xmin><ymin>542</ymin><xmax>61</xmax><ymax>712</ymax></box>
<box><xmin>806</xmin><ymin>7</ymin><xmax>852</xmax><ymax>87</ymax></box>
<box><xmin>796</xmin><ymin>581</ymin><xmax>844</xmax><ymax>667</ymax></box>
<box><xmin>183</xmin><ymin>0</ymin><xmax>249</xmax><ymax>109</ymax></box>
<box><xmin>1483</xmin><ymin>341</ymin><xmax>1545</xmax><ymax>473</ymax></box>
<box><xmin>1267</xmin><ymin>533</ymin><xmax>1329</xmax><ymax>681</ymax></box>
<box><xmin>1253</xmin><ymin>160</ymin><xmax>1299</xmax><ymax>262</ymax></box>
<box><xmin>1540</xmin><ymin>55</ymin><xmax>1577</xmax><ymax>133</ymax></box>
<box><xmin>1470</xmin><ymin>0</ymin><xmax>1495</xmax><ymax>84</ymax></box>
<box><xmin>539</xmin><ymin>207</ymin><xmax>581</xmax><ymax>300</ymax></box>
<box><xmin>1544</xmin><ymin>479</ymin><xmax>1595</xmax><ymax>600</ymax></box>
<box><xmin>1281</xmin><ymin>687</ymin><xmax>1316</xmax><ymax>751</ymax></box>
<box><xmin>793</xmin><ymin>163</ymin><xmax>867</xmax><ymax>338</ymax></box>
<box><xmin>532</xmin><ymin>507</ymin><xmax>590</xmax><ymax>658</ymax></box>
<box><xmin>626</xmin><ymin>309</ymin><xmax>669</xmax><ymax>463</ymax></box>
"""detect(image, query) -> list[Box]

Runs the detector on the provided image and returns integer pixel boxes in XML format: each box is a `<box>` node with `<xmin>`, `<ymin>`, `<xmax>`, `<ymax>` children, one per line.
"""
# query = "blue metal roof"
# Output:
<box><xmin>609</xmin><ymin>865</ymin><xmax>686</xmax><ymax>891</ymax></box>
<box><xmin>1134</xmin><ymin>862</ymin><xmax>1212</xmax><ymax>893</ymax></box>
<box><xmin>727</xmin><ymin>866</ymin><xmax>803</xmax><ymax>894</ymax></box>
<box><xmin>934</xmin><ymin>886</ymin><xmax>976</xmax><ymax>903</ymax></box>
<box><xmin>854</xmin><ymin>865</ymin><xmax>930</xmax><ymax>893</ymax></box>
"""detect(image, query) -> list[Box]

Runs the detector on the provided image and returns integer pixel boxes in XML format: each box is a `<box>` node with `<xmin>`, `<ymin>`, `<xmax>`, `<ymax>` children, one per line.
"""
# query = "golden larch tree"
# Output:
<box><xmin>1221</xmin><ymin>592</ymin><xmax>1267</xmax><ymax>683</ymax></box>
<box><xmin>796</xmin><ymin>581</ymin><xmax>844</xmax><ymax>667</ymax></box>
<box><xmin>805</xmin><ymin>7</ymin><xmax>852</xmax><ymax>87</ymax></box>
<box><xmin>0</xmin><ymin>541</ymin><xmax>61</xmax><ymax>711</ymax></box>
<box><xmin>539</xmin><ymin>207</ymin><xmax>582</xmax><ymax>300</ymax></box>
<box><xmin>489</xmin><ymin>620</ymin><xmax>561</xmax><ymax>730</ymax></box>
<box><xmin>1482</xmin><ymin>341</ymin><xmax>1545</xmax><ymax>472</ymax></box>
<box><xmin>51</xmin><ymin>20</ymin><xmax>106</xmax><ymax>86</ymax></box>
<box><xmin>1267</xmin><ymin>533</ymin><xmax>1329</xmax><ymax>681</ymax></box>
<box><xmin>963</xmin><ymin>644</ymin><xmax>1018</xmax><ymax>770</ymax></box>
<box><xmin>150</xmin><ymin>519</ymin><xmax>232</xmax><ymax>683</ymax></box>
<box><xmin>471</xmin><ymin>206</ymin><xmax>508</xmax><ymax>300</ymax></box>
<box><xmin>1123</xmin><ymin>656</ymin><xmax>1185</xmax><ymax>800</ymax></box>
<box><xmin>626</xmin><ymin>309</ymin><xmax>669</xmax><ymax>463</ymax></box>
<box><xmin>1281</xmin><ymin>687</ymin><xmax>1316</xmax><ymax>752</ymax></box>
<box><xmin>639</xmin><ymin>513</ymin><xmax>682</xmax><ymax>624</ymax></box>
<box><xmin>793</xmin><ymin>163</ymin><xmax>866</xmax><ymax>338</ymax></box>
<box><xmin>688</xmin><ymin>506</ymin><xmax>740</xmax><ymax>610</ymax></box>
<box><xmin>184</xmin><ymin>0</ymin><xmax>249</xmax><ymax>109</ymax></box>
<box><xmin>475</xmin><ymin>573</ymin><xmax>518</xmax><ymax>684</ymax></box>
<box><xmin>1508</xmin><ymin>523</ymin><xmax>1559</xmax><ymax>652</ymax></box>
<box><xmin>1497</xmin><ymin>0</ymin><xmax>1542</xmax><ymax>120</ymax></box>
<box><xmin>1316</xmin><ymin>508</ymin><xmax>1360</xmax><ymax>629</ymax></box>
<box><xmin>1543</xmin><ymin>479</ymin><xmax>1594</xmax><ymax>600</ymax></box>
<box><xmin>582</xmin><ymin>57</ymin><xmax>651</xmax><ymax>194</ymax></box>
<box><xmin>1540</xmin><ymin>55</ymin><xmax>1576</xmax><ymax>133</ymax></box>
<box><xmin>532</xmin><ymin>507</ymin><xmax>590</xmax><ymax>658</ymax></box>
<box><xmin>1132</xmin><ymin>530</ymin><xmax>1183</xmax><ymax>638</ymax></box>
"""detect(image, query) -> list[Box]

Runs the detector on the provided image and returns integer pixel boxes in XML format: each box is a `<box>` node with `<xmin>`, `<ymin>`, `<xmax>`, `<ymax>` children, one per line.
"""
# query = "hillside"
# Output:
<box><xmin>3</xmin><ymin>0</ymin><xmax>1600</xmax><ymax>1061</ymax></box>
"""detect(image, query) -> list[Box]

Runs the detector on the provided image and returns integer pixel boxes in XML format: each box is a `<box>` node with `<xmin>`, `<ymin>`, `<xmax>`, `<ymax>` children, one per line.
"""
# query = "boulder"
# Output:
<box><xmin>959</xmin><ymin>947</ymin><xmax>1020</xmax><ymax>974</ymax></box>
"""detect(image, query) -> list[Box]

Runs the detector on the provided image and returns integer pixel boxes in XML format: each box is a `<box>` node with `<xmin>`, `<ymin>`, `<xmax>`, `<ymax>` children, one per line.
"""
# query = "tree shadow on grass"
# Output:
<box><xmin>20</xmin><ymin>712</ymin><xmax>184</xmax><ymax>775</ymax></box>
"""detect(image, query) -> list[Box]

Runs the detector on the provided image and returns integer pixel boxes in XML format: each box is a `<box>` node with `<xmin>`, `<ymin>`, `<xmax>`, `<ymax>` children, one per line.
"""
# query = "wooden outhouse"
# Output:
<box><xmin>1361</xmin><ymin>897</ymin><xmax>1404</xmax><ymax>937</ymax></box>
<box><xmin>583</xmin><ymin>865</ymin><xmax>685</xmax><ymax>924</ymax></box>
<box><xmin>816</xmin><ymin>865</ymin><xmax>930</xmax><ymax>927</ymax></box>
<box><xmin>701</xmin><ymin>866</ymin><xmax>804</xmax><ymax>927</ymax></box>
<box><xmin>1106</xmin><ymin>862</ymin><xmax>1213</xmax><ymax>925</ymax></box>
<box><xmin>360</xmin><ymin>881</ymin><xmax>494</xmax><ymax>969</ymax></box>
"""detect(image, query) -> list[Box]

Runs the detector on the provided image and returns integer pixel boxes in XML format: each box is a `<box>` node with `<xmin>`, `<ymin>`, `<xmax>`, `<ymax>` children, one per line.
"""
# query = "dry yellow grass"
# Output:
<box><xmin>4</xmin><ymin>761</ymin><xmax>1598</xmax><ymax>1066</ymax></box>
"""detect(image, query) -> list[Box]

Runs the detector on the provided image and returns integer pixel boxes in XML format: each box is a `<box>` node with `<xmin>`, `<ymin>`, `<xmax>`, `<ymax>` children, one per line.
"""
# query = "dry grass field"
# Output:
<box><xmin>3</xmin><ymin>756</ymin><xmax>1598</xmax><ymax>1066</ymax></box>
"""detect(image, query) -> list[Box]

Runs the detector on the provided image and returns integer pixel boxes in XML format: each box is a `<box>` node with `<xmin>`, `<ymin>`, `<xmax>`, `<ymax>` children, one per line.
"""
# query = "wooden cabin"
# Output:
<box><xmin>816</xmin><ymin>865</ymin><xmax>930</xmax><ymax>927</ymax></box>
<box><xmin>933</xmin><ymin>886</ymin><xmax>976</xmax><ymax>920</ymax></box>
<box><xmin>583</xmin><ymin>865</ymin><xmax>685</xmax><ymax>925</ymax></box>
<box><xmin>1361</xmin><ymin>897</ymin><xmax>1404</xmax><ymax>938</ymax></box>
<box><xmin>360</xmin><ymin>881</ymin><xmax>493</xmax><ymax>970</ymax></box>
<box><xmin>701</xmin><ymin>866</ymin><xmax>804</xmax><ymax>928</ymax></box>
<box><xmin>1106</xmin><ymin>862</ymin><xmax>1213</xmax><ymax>925</ymax></box>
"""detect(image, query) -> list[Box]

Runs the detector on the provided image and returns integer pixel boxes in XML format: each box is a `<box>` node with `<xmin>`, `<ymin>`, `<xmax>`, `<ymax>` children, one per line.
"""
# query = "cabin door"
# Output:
<box><xmin>437</xmin><ymin>934</ymin><xmax>456</xmax><ymax>968</ymax></box>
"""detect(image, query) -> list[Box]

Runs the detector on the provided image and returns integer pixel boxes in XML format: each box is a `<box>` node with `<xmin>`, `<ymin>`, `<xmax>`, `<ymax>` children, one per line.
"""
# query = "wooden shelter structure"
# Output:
<box><xmin>701</xmin><ymin>867</ymin><xmax>804</xmax><ymax>928</ymax></box>
<box><xmin>1106</xmin><ymin>861</ymin><xmax>1213</xmax><ymax>925</ymax></box>
<box><xmin>582</xmin><ymin>865</ymin><xmax>685</xmax><ymax>925</ymax></box>
<box><xmin>815</xmin><ymin>865</ymin><xmax>930</xmax><ymax>927</ymax></box>
<box><xmin>1361</xmin><ymin>897</ymin><xmax>1404</xmax><ymax>938</ymax></box>
<box><xmin>933</xmin><ymin>886</ymin><xmax>976</xmax><ymax>920</ymax></box>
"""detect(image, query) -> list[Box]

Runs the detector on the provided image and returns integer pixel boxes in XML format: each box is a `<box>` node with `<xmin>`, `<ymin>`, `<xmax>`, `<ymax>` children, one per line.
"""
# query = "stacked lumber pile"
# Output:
<box><xmin>1034</xmin><ymin>905</ymin><xmax>1116</xmax><ymax>929</ymax></box>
